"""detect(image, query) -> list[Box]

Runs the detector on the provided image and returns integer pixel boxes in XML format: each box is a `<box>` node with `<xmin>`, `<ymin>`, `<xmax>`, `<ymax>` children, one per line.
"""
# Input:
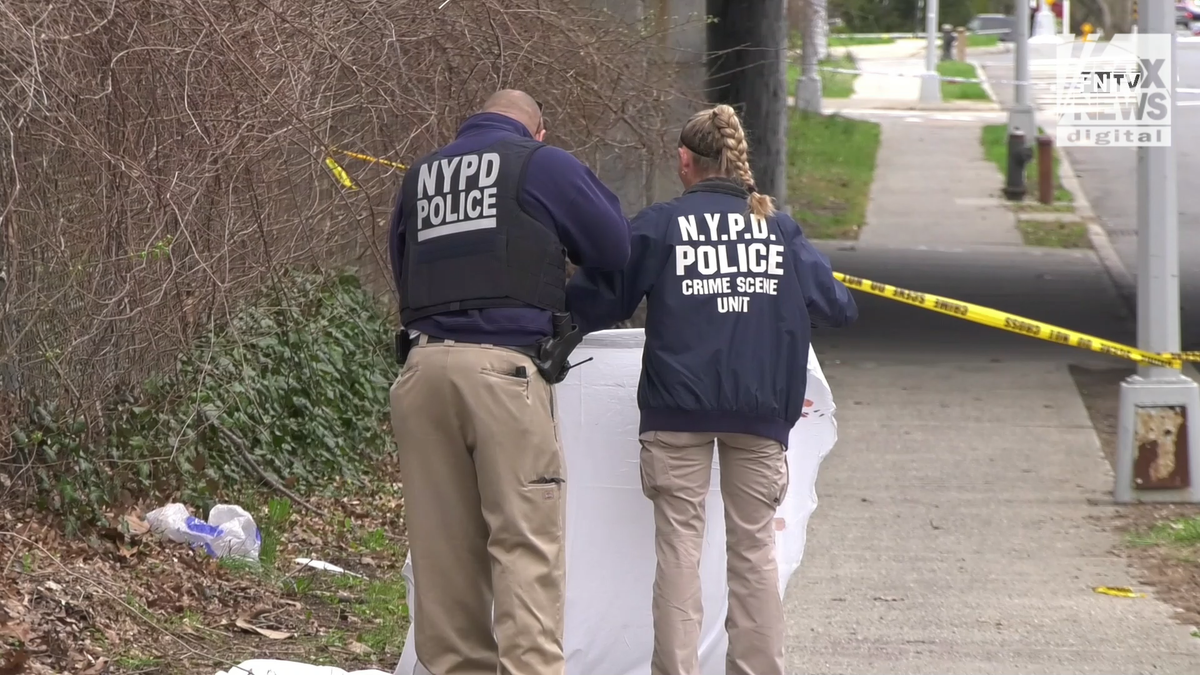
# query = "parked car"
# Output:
<box><xmin>968</xmin><ymin>13</ymin><xmax>1015</xmax><ymax>42</ymax></box>
<box><xmin>1180</xmin><ymin>3</ymin><xmax>1200</xmax><ymax>28</ymax></box>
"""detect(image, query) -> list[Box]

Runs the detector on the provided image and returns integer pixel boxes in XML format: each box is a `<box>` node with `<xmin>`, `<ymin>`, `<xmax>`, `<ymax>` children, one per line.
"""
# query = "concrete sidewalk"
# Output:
<box><xmin>783</xmin><ymin>118</ymin><xmax>1200</xmax><ymax>673</ymax></box>
<box><xmin>839</xmin><ymin>50</ymin><xmax>1003</xmax><ymax>112</ymax></box>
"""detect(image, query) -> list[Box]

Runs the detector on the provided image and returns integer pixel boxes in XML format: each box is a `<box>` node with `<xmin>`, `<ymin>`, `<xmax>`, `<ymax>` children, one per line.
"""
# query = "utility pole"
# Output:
<box><xmin>796</xmin><ymin>0</ymin><xmax>822</xmax><ymax>112</ymax></box>
<box><xmin>1062</xmin><ymin>0</ymin><xmax>1071</xmax><ymax>35</ymax></box>
<box><xmin>1115</xmin><ymin>2</ymin><xmax>1200</xmax><ymax>503</ymax></box>
<box><xmin>1009</xmin><ymin>0</ymin><xmax>1036</xmax><ymax>144</ymax></box>
<box><xmin>919</xmin><ymin>0</ymin><xmax>941</xmax><ymax>103</ymax></box>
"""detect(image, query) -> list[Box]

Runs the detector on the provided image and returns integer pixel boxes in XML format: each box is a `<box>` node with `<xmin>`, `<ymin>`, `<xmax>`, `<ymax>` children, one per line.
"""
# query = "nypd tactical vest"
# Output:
<box><xmin>398</xmin><ymin>136</ymin><xmax>567</xmax><ymax>325</ymax></box>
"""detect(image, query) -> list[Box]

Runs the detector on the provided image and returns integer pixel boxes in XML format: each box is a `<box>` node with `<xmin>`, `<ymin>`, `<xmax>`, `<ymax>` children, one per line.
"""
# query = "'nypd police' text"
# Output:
<box><xmin>415</xmin><ymin>153</ymin><xmax>500</xmax><ymax>241</ymax></box>
<box><xmin>675</xmin><ymin>213</ymin><xmax>784</xmax><ymax>313</ymax></box>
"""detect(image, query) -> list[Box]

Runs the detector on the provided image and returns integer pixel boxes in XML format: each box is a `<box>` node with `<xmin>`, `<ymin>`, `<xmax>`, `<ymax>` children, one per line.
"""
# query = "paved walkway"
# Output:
<box><xmin>844</xmin><ymin>41</ymin><xmax>926</xmax><ymax>102</ymax></box>
<box><xmin>783</xmin><ymin>118</ymin><xmax>1200</xmax><ymax>673</ymax></box>
<box><xmin>838</xmin><ymin>48</ymin><xmax>1005</xmax><ymax>111</ymax></box>
<box><xmin>861</xmin><ymin>118</ymin><xmax>1018</xmax><ymax>247</ymax></box>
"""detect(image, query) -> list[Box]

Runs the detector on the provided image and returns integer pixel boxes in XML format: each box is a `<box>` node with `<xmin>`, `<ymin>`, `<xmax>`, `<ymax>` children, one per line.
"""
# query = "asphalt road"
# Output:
<box><xmin>979</xmin><ymin>41</ymin><xmax>1200</xmax><ymax>349</ymax></box>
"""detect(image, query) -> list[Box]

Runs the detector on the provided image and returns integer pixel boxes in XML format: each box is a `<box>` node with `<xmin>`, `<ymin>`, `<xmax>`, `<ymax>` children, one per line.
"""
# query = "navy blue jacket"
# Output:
<box><xmin>389</xmin><ymin>113</ymin><xmax>631</xmax><ymax>345</ymax></box>
<box><xmin>566</xmin><ymin>178</ymin><xmax>858</xmax><ymax>446</ymax></box>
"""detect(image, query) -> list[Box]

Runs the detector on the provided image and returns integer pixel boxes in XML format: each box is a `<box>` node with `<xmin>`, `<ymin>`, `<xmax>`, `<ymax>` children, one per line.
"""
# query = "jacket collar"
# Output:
<box><xmin>683</xmin><ymin>177</ymin><xmax>749</xmax><ymax>199</ymax></box>
<box><xmin>455</xmin><ymin>112</ymin><xmax>533</xmax><ymax>140</ymax></box>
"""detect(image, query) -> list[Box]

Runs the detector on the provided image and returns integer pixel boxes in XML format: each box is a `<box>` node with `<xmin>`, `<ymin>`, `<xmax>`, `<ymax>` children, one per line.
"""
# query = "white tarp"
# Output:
<box><xmin>394</xmin><ymin>328</ymin><xmax>838</xmax><ymax>675</ymax></box>
<box><xmin>216</xmin><ymin>661</ymin><xmax>389</xmax><ymax>675</ymax></box>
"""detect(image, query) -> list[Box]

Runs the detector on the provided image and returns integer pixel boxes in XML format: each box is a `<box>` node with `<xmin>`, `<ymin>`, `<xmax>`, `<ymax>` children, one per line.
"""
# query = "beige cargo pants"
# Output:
<box><xmin>639</xmin><ymin>430</ymin><xmax>789</xmax><ymax>675</ymax></box>
<box><xmin>390</xmin><ymin>335</ymin><xmax>566</xmax><ymax>675</ymax></box>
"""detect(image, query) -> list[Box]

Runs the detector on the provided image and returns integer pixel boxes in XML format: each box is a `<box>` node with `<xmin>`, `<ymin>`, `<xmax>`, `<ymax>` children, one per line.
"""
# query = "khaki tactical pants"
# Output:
<box><xmin>639</xmin><ymin>430</ymin><xmax>789</xmax><ymax>675</ymax></box>
<box><xmin>390</xmin><ymin>336</ymin><xmax>566</xmax><ymax>675</ymax></box>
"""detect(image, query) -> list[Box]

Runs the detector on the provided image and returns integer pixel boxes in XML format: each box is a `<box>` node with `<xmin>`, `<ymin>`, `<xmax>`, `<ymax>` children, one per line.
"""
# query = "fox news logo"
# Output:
<box><xmin>1055</xmin><ymin>34</ymin><xmax>1172</xmax><ymax>147</ymax></box>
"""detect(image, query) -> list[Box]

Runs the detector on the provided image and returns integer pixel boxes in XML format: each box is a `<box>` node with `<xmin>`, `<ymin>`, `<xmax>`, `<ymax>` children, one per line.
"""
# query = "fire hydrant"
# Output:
<box><xmin>1003</xmin><ymin>130</ymin><xmax>1034</xmax><ymax>201</ymax></box>
<box><xmin>941</xmin><ymin>24</ymin><xmax>955</xmax><ymax>61</ymax></box>
<box><xmin>955</xmin><ymin>26</ymin><xmax>968</xmax><ymax>61</ymax></box>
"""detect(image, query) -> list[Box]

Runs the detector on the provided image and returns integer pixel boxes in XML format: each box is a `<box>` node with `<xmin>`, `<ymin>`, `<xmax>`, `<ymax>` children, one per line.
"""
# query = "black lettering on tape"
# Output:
<box><xmin>933</xmin><ymin>298</ymin><xmax>969</xmax><ymax>317</ymax></box>
<box><xmin>1100</xmin><ymin>344</ymin><xmax>1131</xmax><ymax>360</ymax></box>
<box><xmin>1048</xmin><ymin>330</ymin><xmax>1072</xmax><ymax>344</ymax></box>
<box><xmin>1003</xmin><ymin>316</ymin><xmax>1042</xmax><ymax>337</ymax></box>
<box><xmin>894</xmin><ymin>289</ymin><xmax>927</xmax><ymax>305</ymax></box>
<box><xmin>870</xmin><ymin>281</ymin><xmax>887</xmax><ymax>293</ymax></box>
<box><xmin>1077</xmin><ymin>337</ymin><xmax>1093</xmax><ymax>350</ymax></box>
<box><xmin>842</xmin><ymin>275</ymin><xmax>865</xmax><ymax>288</ymax></box>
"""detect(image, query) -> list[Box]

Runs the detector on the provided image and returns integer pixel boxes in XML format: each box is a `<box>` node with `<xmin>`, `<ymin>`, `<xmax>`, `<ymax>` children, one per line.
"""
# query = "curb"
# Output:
<box><xmin>1053</xmin><ymin>148</ymin><xmax>1136</xmax><ymax>317</ymax></box>
<box><xmin>968</xmin><ymin>58</ymin><xmax>999</xmax><ymax>104</ymax></box>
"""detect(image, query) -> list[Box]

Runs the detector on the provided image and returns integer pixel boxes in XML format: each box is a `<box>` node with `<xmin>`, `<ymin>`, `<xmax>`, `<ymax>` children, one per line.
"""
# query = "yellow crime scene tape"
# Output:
<box><xmin>832</xmin><ymin>272</ymin><xmax>1200</xmax><ymax>369</ymax></box>
<box><xmin>322</xmin><ymin>148</ymin><xmax>409</xmax><ymax>191</ymax></box>
<box><xmin>315</xmin><ymin>147</ymin><xmax>1200</xmax><ymax>369</ymax></box>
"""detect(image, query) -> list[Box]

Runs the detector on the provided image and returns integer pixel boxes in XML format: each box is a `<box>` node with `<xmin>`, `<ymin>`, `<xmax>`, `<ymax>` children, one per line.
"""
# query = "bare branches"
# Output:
<box><xmin>0</xmin><ymin>0</ymin><xmax>685</xmax><ymax>452</ymax></box>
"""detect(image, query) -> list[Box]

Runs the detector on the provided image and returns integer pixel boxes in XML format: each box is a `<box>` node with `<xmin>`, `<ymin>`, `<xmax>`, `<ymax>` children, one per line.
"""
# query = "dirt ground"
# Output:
<box><xmin>1</xmin><ymin>479</ymin><xmax>410</xmax><ymax>675</ymax></box>
<box><xmin>1069</xmin><ymin>364</ymin><xmax>1200</xmax><ymax>630</ymax></box>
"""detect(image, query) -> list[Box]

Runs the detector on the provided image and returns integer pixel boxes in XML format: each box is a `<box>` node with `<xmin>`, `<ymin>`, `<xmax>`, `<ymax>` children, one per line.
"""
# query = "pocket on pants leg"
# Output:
<box><xmin>639</xmin><ymin>439</ymin><xmax>663</xmax><ymax>500</ymax></box>
<box><xmin>773</xmin><ymin>454</ymin><xmax>790</xmax><ymax>507</ymax></box>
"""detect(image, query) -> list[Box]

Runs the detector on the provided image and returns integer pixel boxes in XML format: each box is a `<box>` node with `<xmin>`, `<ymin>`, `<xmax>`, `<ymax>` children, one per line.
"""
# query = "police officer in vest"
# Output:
<box><xmin>565</xmin><ymin>104</ymin><xmax>858</xmax><ymax>675</ymax></box>
<box><xmin>388</xmin><ymin>90</ymin><xmax>631</xmax><ymax>675</ymax></box>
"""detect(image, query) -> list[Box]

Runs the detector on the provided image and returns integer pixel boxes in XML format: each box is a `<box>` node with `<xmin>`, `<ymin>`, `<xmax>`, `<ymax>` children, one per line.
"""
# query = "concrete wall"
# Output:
<box><xmin>586</xmin><ymin>0</ymin><xmax>709</xmax><ymax>215</ymax></box>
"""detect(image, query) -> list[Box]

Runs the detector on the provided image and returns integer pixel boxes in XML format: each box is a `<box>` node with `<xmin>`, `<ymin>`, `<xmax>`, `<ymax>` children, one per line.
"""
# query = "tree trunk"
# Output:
<box><xmin>707</xmin><ymin>0</ymin><xmax>788</xmax><ymax>207</ymax></box>
<box><xmin>813</xmin><ymin>0</ymin><xmax>829</xmax><ymax>59</ymax></box>
<box><xmin>788</xmin><ymin>0</ymin><xmax>803</xmax><ymax>38</ymax></box>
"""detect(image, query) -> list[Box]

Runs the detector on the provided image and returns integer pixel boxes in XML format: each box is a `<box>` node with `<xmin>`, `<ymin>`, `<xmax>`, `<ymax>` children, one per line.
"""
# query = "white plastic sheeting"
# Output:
<box><xmin>215</xmin><ymin>661</ymin><xmax>389</xmax><ymax>675</ymax></box>
<box><xmin>394</xmin><ymin>328</ymin><xmax>838</xmax><ymax>675</ymax></box>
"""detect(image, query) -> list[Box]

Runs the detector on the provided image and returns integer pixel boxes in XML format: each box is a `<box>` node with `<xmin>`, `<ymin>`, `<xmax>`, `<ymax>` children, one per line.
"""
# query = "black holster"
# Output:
<box><xmin>529</xmin><ymin>312</ymin><xmax>585</xmax><ymax>384</ymax></box>
<box><xmin>395</xmin><ymin>330</ymin><xmax>413</xmax><ymax>366</ymax></box>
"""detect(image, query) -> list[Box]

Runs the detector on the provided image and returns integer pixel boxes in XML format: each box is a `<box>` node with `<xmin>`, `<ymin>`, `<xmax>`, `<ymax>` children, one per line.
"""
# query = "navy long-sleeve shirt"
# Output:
<box><xmin>389</xmin><ymin>113</ymin><xmax>631</xmax><ymax>345</ymax></box>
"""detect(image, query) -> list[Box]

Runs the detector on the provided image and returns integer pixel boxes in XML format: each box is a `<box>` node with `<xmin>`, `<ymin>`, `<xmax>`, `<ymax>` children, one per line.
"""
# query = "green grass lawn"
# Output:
<box><xmin>1128</xmin><ymin>515</ymin><xmax>1200</xmax><ymax>548</ymax></box>
<box><xmin>786</xmin><ymin>111</ymin><xmax>882</xmax><ymax>240</ymax></box>
<box><xmin>790</xmin><ymin>33</ymin><xmax>895</xmax><ymax>49</ymax></box>
<box><xmin>1016</xmin><ymin>220</ymin><xmax>1090</xmax><ymax>248</ymax></box>
<box><xmin>937</xmin><ymin>61</ymin><xmax>990</xmax><ymax>101</ymax></box>
<box><xmin>966</xmin><ymin>34</ymin><xmax>1000</xmax><ymax>48</ymax></box>
<box><xmin>831</xmin><ymin>35</ymin><xmax>895</xmax><ymax>47</ymax></box>
<box><xmin>787</xmin><ymin>53</ymin><xmax>857</xmax><ymax>100</ymax></box>
<box><xmin>980</xmin><ymin>124</ymin><xmax>1073</xmax><ymax>203</ymax></box>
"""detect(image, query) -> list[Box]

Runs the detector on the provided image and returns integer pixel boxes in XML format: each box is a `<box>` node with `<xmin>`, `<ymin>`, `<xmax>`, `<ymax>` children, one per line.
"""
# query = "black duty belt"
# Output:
<box><xmin>417</xmin><ymin>334</ymin><xmax>540</xmax><ymax>360</ymax></box>
<box><xmin>397</xmin><ymin>316</ymin><xmax>585</xmax><ymax>385</ymax></box>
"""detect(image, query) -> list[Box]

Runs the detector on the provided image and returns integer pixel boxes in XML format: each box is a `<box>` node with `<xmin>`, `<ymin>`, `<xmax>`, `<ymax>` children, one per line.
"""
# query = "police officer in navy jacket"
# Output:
<box><xmin>566</xmin><ymin>104</ymin><xmax>857</xmax><ymax>675</ymax></box>
<box><xmin>388</xmin><ymin>89</ymin><xmax>631</xmax><ymax>675</ymax></box>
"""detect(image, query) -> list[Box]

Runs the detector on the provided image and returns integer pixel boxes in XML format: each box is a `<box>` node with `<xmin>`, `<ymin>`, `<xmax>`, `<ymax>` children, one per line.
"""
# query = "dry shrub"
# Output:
<box><xmin>0</xmin><ymin>0</ymin><xmax>687</xmax><ymax>448</ymax></box>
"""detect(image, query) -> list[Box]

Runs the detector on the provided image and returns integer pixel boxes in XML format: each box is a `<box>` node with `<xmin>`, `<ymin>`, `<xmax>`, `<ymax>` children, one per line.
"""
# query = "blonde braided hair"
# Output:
<box><xmin>678</xmin><ymin>104</ymin><xmax>776</xmax><ymax>219</ymax></box>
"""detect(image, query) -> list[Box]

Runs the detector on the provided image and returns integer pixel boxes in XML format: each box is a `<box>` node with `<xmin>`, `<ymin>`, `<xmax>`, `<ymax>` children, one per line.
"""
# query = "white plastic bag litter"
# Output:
<box><xmin>146</xmin><ymin>503</ymin><xmax>262</xmax><ymax>561</ymax></box>
<box><xmin>215</xmin><ymin>659</ymin><xmax>389</xmax><ymax>675</ymax></box>
<box><xmin>394</xmin><ymin>328</ymin><xmax>839</xmax><ymax>675</ymax></box>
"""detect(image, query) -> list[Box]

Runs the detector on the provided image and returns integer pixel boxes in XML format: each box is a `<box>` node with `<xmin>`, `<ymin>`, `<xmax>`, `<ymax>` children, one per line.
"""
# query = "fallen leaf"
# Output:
<box><xmin>119</xmin><ymin>515</ymin><xmax>150</xmax><ymax>537</ymax></box>
<box><xmin>0</xmin><ymin>622</ymin><xmax>32</xmax><ymax>642</ymax></box>
<box><xmin>0</xmin><ymin>650</ymin><xmax>29</xmax><ymax>675</ymax></box>
<box><xmin>78</xmin><ymin>657</ymin><xmax>110</xmax><ymax>674</ymax></box>
<box><xmin>235</xmin><ymin>608</ymin><xmax>294</xmax><ymax>640</ymax></box>
<box><xmin>347</xmin><ymin>640</ymin><xmax>373</xmax><ymax>655</ymax></box>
